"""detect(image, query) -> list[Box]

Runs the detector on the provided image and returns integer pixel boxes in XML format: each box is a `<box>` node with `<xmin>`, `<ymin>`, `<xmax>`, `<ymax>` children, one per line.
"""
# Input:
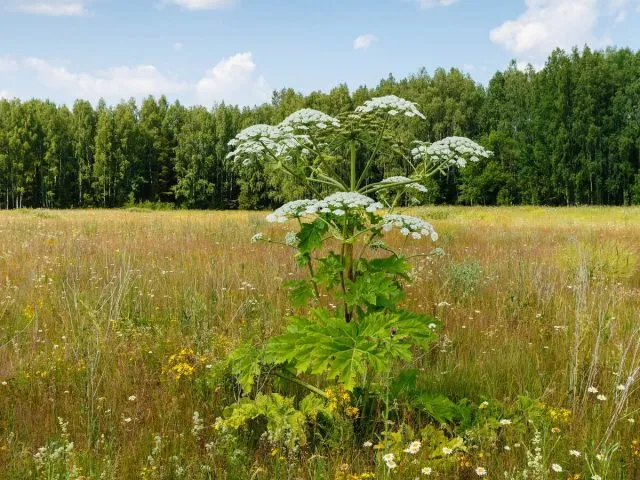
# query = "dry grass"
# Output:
<box><xmin>0</xmin><ymin>207</ymin><xmax>639</xmax><ymax>479</ymax></box>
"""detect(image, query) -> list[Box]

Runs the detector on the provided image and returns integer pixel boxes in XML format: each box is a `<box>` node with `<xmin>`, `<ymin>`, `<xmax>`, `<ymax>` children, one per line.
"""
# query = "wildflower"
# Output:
<box><xmin>442</xmin><ymin>447</ymin><xmax>453</xmax><ymax>455</ymax></box>
<box><xmin>123</xmin><ymin>417</ymin><xmax>132</xmax><ymax>423</ymax></box>
<box><xmin>404</xmin><ymin>441</ymin><xmax>421</xmax><ymax>454</ymax></box>
<box><xmin>421</xmin><ymin>467</ymin><xmax>432</xmax><ymax>475</ymax></box>
<box><xmin>551</xmin><ymin>464</ymin><xmax>563</xmax><ymax>472</ymax></box>
<box><xmin>284</xmin><ymin>231</ymin><xmax>298</xmax><ymax>247</ymax></box>
<box><xmin>311</xmin><ymin>192</ymin><xmax>383</xmax><ymax>216</ymax></box>
<box><xmin>479</xmin><ymin>401</ymin><xmax>489</xmax><ymax>409</ymax></box>
<box><xmin>551</xmin><ymin>427</ymin><xmax>561</xmax><ymax>434</ymax></box>
<box><xmin>381</xmin><ymin>214</ymin><xmax>438</xmax><ymax>241</ymax></box>
<box><xmin>499</xmin><ymin>419</ymin><xmax>512</xmax><ymax>426</ymax></box>
<box><xmin>383</xmin><ymin>453</ymin><xmax>397</xmax><ymax>469</ymax></box>
<box><xmin>616</xmin><ymin>384</ymin><xmax>626</xmax><ymax>391</ymax></box>
<box><xmin>411</xmin><ymin>137</ymin><xmax>491</xmax><ymax>168</ymax></box>
<box><xmin>587</xmin><ymin>386</ymin><xmax>599</xmax><ymax>394</ymax></box>
<box><xmin>250</xmin><ymin>232</ymin><xmax>264</xmax><ymax>243</ymax></box>
<box><xmin>355</xmin><ymin>95</ymin><xmax>426</xmax><ymax>119</ymax></box>
<box><xmin>266</xmin><ymin>199</ymin><xmax>319</xmax><ymax>223</ymax></box>
<box><xmin>379</xmin><ymin>176</ymin><xmax>429</xmax><ymax>193</ymax></box>
<box><xmin>569</xmin><ymin>450</ymin><xmax>581</xmax><ymax>457</ymax></box>
<box><xmin>475</xmin><ymin>467</ymin><xmax>487</xmax><ymax>476</ymax></box>
<box><xmin>596</xmin><ymin>394</ymin><xmax>607</xmax><ymax>401</ymax></box>
<box><xmin>128</xmin><ymin>395</ymin><xmax>137</xmax><ymax>402</ymax></box>
<box><xmin>504</xmin><ymin>446</ymin><xmax>511</xmax><ymax>451</ymax></box>
<box><xmin>592</xmin><ymin>475</ymin><xmax>602</xmax><ymax>480</ymax></box>
<box><xmin>363</xmin><ymin>441</ymin><xmax>373</xmax><ymax>448</ymax></box>
<box><xmin>345</xmin><ymin>406</ymin><xmax>359</xmax><ymax>418</ymax></box>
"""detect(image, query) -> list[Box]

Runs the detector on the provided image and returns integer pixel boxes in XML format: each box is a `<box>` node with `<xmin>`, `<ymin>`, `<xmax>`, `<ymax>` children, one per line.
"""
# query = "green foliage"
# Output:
<box><xmin>2</xmin><ymin>47</ymin><xmax>639</xmax><ymax>209</ymax></box>
<box><xmin>220</xmin><ymin>393</ymin><xmax>330</xmax><ymax>450</ymax></box>
<box><xmin>265</xmin><ymin>309</ymin><xmax>439</xmax><ymax>391</ymax></box>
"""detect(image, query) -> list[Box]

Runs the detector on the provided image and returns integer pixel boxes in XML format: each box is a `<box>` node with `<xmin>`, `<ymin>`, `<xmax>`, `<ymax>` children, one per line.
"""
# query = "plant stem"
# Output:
<box><xmin>273</xmin><ymin>371</ymin><xmax>328</xmax><ymax>399</ymax></box>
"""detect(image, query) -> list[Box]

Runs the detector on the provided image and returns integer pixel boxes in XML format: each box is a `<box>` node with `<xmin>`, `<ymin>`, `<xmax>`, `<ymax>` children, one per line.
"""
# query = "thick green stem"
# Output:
<box><xmin>350</xmin><ymin>141</ymin><xmax>357</xmax><ymax>192</ymax></box>
<box><xmin>357</xmin><ymin>114</ymin><xmax>389</xmax><ymax>189</ymax></box>
<box><xmin>274</xmin><ymin>371</ymin><xmax>328</xmax><ymax>399</ymax></box>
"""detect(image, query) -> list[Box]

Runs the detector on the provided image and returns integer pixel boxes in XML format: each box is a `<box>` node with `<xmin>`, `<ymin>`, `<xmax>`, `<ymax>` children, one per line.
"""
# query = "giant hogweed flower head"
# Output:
<box><xmin>311</xmin><ymin>192</ymin><xmax>383</xmax><ymax>217</ymax></box>
<box><xmin>266</xmin><ymin>199</ymin><xmax>319</xmax><ymax>223</ymax></box>
<box><xmin>280</xmin><ymin>109</ymin><xmax>340</xmax><ymax>131</ymax></box>
<box><xmin>412</xmin><ymin>137</ymin><xmax>491</xmax><ymax>168</ymax></box>
<box><xmin>379</xmin><ymin>176</ymin><xmax>429</xmax><ymax>193</ymax></box>
<box><xmin>227</xmin><ymin>124</ymin><xmax>302</xmax><ymax>166</ymax></box>
<box><xmin>381</xmin><ymin>214</ymin><xmax>438</xmax><ymax>241</ymax></box>
<box><xmin>356</xmin><ymin>95</ymin><xmax>426</xmax><ymax>120</ymax></box>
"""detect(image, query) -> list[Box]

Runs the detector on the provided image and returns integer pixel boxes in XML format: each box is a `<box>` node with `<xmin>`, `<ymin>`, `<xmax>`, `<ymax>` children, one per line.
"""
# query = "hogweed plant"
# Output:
<box><xmin>221</xmin><ymin>95</ymin><xmax>492</xmax><ymax>468</ymax></box>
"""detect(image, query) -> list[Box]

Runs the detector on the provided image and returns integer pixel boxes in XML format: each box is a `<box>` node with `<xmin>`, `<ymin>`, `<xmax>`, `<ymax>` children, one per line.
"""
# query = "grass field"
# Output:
<box><xmin>1</xmin><ymin>207</ymin><xmax>639</xmax><ymax>479</ymax></box>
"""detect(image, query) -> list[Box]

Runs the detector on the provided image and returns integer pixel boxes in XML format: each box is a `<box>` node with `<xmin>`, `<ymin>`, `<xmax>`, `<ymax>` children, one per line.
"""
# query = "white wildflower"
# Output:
<box><xmin>363</xmin><ymin>441</ymin><xmax>373</xmax><ymax>448</ymax></box>
<box><xmin>421</xmin><ymin>466</ymin><xmax>432</xmax><ymax>475</ymax></box>
<box><xmin>356</xmin><ymin>95</ymin><xmax>426</xmax><ymax>120</ymax></box>
<box><xmin>380</xmin><ymin>176</ymin><xmax>429</xmax><ymax>193</ymax></box>
<box><xmin>499</xmin><ymin>419</ymin><xmax>512</xmax><ymax>426</ymax></box>
<box><xmin>280</xmin><ymin>108</ymin><xmax>340</xmax><ymax>130</ymax></box>
<box><xmin>475</xmin><ymin>466</ymin><xmax>487</xmax><ymax>476</ymax></box>
<box><xmin>569</xmin><ymin>450</ymin><xmax>581</xmax><ymax>457</ymax></box>
<box><xmin>596</xmin><ymin>394</ymin><xmax>607</xmax><ymax>401</ymax></box>
<box><xmin>587</xmin><ymin>386</ymin><xmax>599</xmax><ymax>394</ymax></box>
<box><xmin>404</xmin><ymin>440</ymin><xmax>421</xmax><ymax>454</ymax></box>
<box><xmin>411</xmin><ymin>137</ymin><xmax>491</xmax><ymax>169</ymax></box>
<box><xmin>251</xmin><ymin>232</ymin><xmax>265</xmax><ymax>243</ymax></box>
<box><xmin>266</xmin><ymin>199</ymin><xmax>319</xmax><ymax>223</ymax></box>
<box><xmin>313</xmin><ymin>192</ymin><xmax>383</xmax><ymax>217</ymax></box>
<box><xmin>442</xmin><ymin>447</ymin><xmax>453</xmax><ymax>456</ymax></box>
<box><xmin>616</xmin><ymin>384</ymin><xmax>626</xmax><ymax>391</ymax></box>
<box><xmin>551</xmin><ymin>463</ymin><xmax>563</xmax><ymax>472</ymax></box>
<box><xmin>127</xmin><ymin>395</ymin><xmax>136</xmax><ymax>402</ymax></box>
<box><xmin>381</xmin><ymin>214</ymin><xmax>438</xmax><ymax>241</ymax></box>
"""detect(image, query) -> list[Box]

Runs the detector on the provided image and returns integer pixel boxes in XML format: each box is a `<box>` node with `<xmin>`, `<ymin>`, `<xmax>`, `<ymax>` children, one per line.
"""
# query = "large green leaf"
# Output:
<box><xmin>227</xmin><ymin>343</ymin><xmax>262</xmax><ymax>394</ymax></box>
<box><xmin>264</xmin><ymin>309</ymin><xmax>439</xmax><ymax>391</ymax></box>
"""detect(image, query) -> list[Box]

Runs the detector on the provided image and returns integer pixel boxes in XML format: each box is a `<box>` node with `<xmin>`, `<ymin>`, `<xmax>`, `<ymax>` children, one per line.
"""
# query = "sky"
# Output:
<box><xmin>1</xmin><ymin>0</ymin><xmax>639</xmax><ymax>107</ymax></box>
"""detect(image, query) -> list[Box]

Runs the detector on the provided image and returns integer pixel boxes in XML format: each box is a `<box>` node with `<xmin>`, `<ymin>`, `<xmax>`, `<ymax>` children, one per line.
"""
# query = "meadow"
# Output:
<box><xmin>1</xmin><ymin>207</ymin><xmax>639</xmax><ymax>479</ymax></box>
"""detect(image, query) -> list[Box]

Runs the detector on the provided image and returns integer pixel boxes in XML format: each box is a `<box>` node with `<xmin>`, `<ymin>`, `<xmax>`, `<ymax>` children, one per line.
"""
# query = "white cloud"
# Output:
<box><xmin>416</xmin><ymin>0</ymin><xmax>460</xmax><ymax>8</ymax></box>
<box><xmin>24</xmin><ymin>58</ymin><xmax>188</xmax><ymax>103</ymax></box>
<box><xmin>0</xmin><ymin>91</ymin><xmax>10</xmax><ymax>100</ymax></box>
<box><xmin>353</xmin><ymin>34</ymin><xmax>378</xmax><ymax>51</ymax></box>
<box><xmin>10</xmin><ymin>1</ymin><xmax>89</xmax><ymax>16</ymax></box>
<box><xmin>162</xmin><ymin>0</ymin><xmax>234</xmax><ymax>10</ymax></box>
<box><xmin>196</xmin><ymin>52</ymin><xmax>270</xmax><ymax>106</ymax></box>
<box><xmin>490</xmin><ymin>0</ymin><xmax>634</xmax><ymax>61</ymax></box>
<box><xmin>0</xmin><ymin>57</ymin><xmax>19</xmax><ymax>72</ymax></box>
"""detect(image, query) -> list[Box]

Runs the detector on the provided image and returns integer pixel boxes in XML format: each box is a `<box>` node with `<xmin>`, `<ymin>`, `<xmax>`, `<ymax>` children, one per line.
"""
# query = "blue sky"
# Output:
<box><xmin>1</xmin><ymin>0</ymin><xmax>639</xmax><ymax>106</ymax></box>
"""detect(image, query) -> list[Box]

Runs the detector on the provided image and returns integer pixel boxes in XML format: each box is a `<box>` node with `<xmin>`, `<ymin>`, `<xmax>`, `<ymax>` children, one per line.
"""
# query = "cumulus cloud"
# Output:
<box><xmin>196</xmin><ymin>52</ymin><xmax>270</xmax><ymax>106</ymax></box>
<box><xmin>24</xmin><ymin>58</ymin><xmax>189</xmax><ymax>103</ymax></box>
<box><xmin>0</xmin><ymin>57</ymin><xmax>19</xmax><ymax>72</ymax></box>
<box><xmin>9</xmin><ymin>1</ymin><xmax>89</xmax><ymax>16</ymax></box>
<box><xmin>490</xmin><ymin>0</ymin><xmax>635</xmax><ymax>61</ymax></box>
<box><xmin>416</xmin><ymin>0</ymin><xmax>460</xmax><ymax>8</ymax></box>
<box><xmin>162</xmin><ymin>0</ymin><xmax>235</xmax><ymax>10</ymax></box>
<box><xmin>353</xmin><ymin>34</ymin><xmax>378</xmax><ymax>51</ymax></box>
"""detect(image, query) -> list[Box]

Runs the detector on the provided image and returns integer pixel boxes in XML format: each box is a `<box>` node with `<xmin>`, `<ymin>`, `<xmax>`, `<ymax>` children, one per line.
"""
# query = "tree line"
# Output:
<box><xmin>1</xmin><ymin>46</ymin><xmax>640</xmax><ymax>210</ymax></box>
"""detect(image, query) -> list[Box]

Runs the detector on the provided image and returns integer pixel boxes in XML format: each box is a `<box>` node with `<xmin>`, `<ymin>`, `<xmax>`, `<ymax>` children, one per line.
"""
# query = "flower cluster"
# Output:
<box><xmin>382</xmin><ymin>453</ymin><xmax>397</xmax><ymax>469</ymax></box>
<box><xmin>227</xmin><ymin>124</ymin><xmax>302</xmax><ymax>166</ymax></box>
<box><xmin>280</xmin><ymin>108</ymin><xmax>340</xmax><ymax>130</ymax></box>
<box><xmin>411</xmin><ymin>137</ymin><xmax>491</xmax><ymax>168</ymax></box>
<box><xmin>310</xmin><ymin>192</ymin><xmax>383</xmax><ymax>216</ymax></box>
<box><xmin>355</xmin><ymin>95</ymin><xmax>426</xmax><ymax>120</ymax></box>
<box><xmin>381</xmin><ymin>214</ymin><xmax>438</xmax><ymax>241</ymax></box>
<box><xmin>379</xmin><ymin>175</ymin><xmax>429</xmax><ymax>193</ymax></box>
<box><xmin>266</xmin><ymin>199</ymin><xmax>319</xmax><ymax>223</ymax></box>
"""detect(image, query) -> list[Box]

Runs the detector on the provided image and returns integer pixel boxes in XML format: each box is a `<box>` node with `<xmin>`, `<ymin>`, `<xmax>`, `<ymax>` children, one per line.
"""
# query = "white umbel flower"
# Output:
<box><xmin>312</xmin><ymin>192</ymin><xmax>383</xmax><ymax>216</ymax></box>
<box><xmin>381</xmin><ymin>214</ymin><xmax>438</xmax><ymax>241</ymax></box>
<box><xmin>380</xmin><ymin>176</ymin><xmax>429</xmax><ymax>193</ymax></box>
<box><xmin>280</xmin><ymin>108</ymin><xmax>340</xmax><ymax>129</ymax></box>
<box><xmin>356</xmin><ymin>95</ymin><xmax>426</xmax><ymax>120</ymax></box>
<box><xmin>227</xmin><ymin>124</ymin><xmax>302</xmax><ymax>165</ymax></box>
<box><xmin>266</xmin><ymin>199</ymin><xmax>319</xmax><ymax>223</ymax></box>
<box><xmin>412</xmin><ymin>137</ymin><xmax>491</xmax><ymax>168</ymax></box>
